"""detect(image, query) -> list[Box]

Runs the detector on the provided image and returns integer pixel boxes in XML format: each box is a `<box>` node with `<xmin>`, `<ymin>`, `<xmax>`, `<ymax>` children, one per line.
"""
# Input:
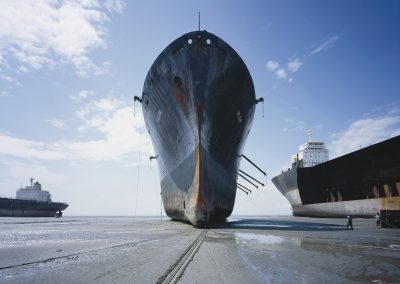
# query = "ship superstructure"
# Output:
<box><xmin>16</xmin><ymin>179</ymin><xmax>52</xmax><ymax>202</ymax></box>
<box><xmin>291</xmin><ymin>137</ymin><xmax>329</xmax><ymax>168</ymax></box>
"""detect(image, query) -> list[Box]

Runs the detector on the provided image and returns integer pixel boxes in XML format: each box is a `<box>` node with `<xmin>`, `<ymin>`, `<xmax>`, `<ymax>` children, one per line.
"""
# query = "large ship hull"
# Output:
<box><xmin>0</xmin><ymin>198</ymin><xmax>69</xmax><ymax>217</ymax></box>
<box><xmin>142</xmin><ymin>31</ymin><xmax>255</xmax><ymax>226</ymax></box>
<box><xmin>272</xmin><ymin>135</ymin><xmax>400</xmax><ymax>217</ymax></box>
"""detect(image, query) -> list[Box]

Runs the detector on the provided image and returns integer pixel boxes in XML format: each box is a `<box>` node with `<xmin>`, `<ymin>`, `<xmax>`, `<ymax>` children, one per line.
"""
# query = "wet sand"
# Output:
<box><xmin>0</xmin><ymin>216</ymin><xmax>399</xmax><ymax>283</ymax></box>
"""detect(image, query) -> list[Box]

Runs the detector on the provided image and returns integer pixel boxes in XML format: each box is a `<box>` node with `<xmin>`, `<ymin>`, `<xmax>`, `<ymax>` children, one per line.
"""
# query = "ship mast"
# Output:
<box><xmin>198</xmin><ymin>12</ymin><xmax>201</xmax><ymax>31</ymax></box>
<box><xmin>308</xmin><ymin>129</ymin><xmax>313</xmax><ymax>142</ymax></box>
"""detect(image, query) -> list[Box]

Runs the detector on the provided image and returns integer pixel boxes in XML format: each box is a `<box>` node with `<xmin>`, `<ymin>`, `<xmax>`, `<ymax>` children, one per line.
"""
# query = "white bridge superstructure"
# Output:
<box><xmin>16</xmin><ymin>178</ymin><xmax>52</xmax><ymax>202</ymax></box>
<box><xmin>291</xmin><ymin>138</ymin><xmax>329</xmax><ymax>168</ymax></box>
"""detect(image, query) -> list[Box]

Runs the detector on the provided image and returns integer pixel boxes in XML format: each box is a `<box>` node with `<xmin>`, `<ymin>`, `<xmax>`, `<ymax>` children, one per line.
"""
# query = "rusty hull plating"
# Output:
<box><xmin>142</xmin><ymin>31</ymin><xmax>256</xmax><ymax>226</ymax></box>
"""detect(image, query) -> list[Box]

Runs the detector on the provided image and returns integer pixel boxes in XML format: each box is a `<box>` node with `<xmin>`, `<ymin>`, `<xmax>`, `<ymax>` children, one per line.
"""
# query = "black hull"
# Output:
<box><xmin>142</xmin><ymin>31</ymin><xmax>255</xmax><ymax>226</ymax></box>
<box><xmin>0</xmin><ymin>198</ymin><xmax>68</xmax><ymax>217</ymax></box>
<box><xmin>272</xmin><ymin>135</ymin><xmax>400</xmax><ymax>217</ymax></box>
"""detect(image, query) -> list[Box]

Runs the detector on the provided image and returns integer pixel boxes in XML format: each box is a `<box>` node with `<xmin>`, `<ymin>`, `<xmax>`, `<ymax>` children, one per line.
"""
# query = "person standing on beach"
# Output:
<box><xmin>375</xmin><ymin>212</ymin><xmax>381</xmax><ymax>228</ymax></box>
<box><xmin>346</xmin><ymin>215</ymin><xmax>353</xmax><ymax>230</ymax></box>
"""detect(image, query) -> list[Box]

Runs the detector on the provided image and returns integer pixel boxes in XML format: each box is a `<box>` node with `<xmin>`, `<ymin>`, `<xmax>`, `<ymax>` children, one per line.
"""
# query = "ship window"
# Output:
<box><xmin>188</xmin><ymin>39</ymin><xmax>193</xmax><ymax>45</ymax></box>
<box><xmin>206</xmin><ymin>39</ymin><xmax>211</xmax><ymax>45</ymax></box>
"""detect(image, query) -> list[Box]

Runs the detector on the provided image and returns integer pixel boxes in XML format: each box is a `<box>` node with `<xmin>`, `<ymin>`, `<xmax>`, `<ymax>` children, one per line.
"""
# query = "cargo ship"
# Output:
<box><xmin>139</xmin><ymin>30</ymin><xmax>258</xmax><ymax>226</ymax></box>
<box><xmin>272</xmin><ymin>134</ymin><xmax>400</xmax><ymax>217</ymax></box>
<box><xmin>0</xmin><ymin>179</ymin><xmax>68</xmax><ymax>217</ymax></box>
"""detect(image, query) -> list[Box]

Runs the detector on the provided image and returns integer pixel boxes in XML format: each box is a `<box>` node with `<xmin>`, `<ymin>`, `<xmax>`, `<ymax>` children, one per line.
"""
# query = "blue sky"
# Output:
<box><xmin>0</xmin><ymin>0</ymin><xmax>399</xmax><ymax>216</ymax></box>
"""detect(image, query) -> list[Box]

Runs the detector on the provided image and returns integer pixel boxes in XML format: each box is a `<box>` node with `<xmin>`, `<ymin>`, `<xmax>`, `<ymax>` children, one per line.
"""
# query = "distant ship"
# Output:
<box><xmin>272</xmin><ymin>134</ymin><xmax>400</xmax><ymax>217</ymax></box>
<box><xmin>0</xmin><ymin>178</ymin><xmax>68</xmax><ymax>217</ymax></box>
<box><xmin>140</xmin><ymin>30</ymin><xmax>259</xmax><ymax>226</ymax></box>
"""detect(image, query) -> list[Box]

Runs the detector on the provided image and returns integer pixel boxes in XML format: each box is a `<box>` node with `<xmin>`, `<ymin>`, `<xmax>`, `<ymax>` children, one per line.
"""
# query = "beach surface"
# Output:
<box><xmin>0</xmin><ymin>216</ymin><xmax>399</xmax><ymax>283</ymax></box>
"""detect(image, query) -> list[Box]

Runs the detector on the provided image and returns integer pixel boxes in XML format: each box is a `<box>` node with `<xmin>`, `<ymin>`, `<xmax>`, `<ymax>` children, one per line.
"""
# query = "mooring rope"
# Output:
<box><xmin>134</xmin><ymin>133</ymin><xmax>142</xmax><ymax>216</ymax></box>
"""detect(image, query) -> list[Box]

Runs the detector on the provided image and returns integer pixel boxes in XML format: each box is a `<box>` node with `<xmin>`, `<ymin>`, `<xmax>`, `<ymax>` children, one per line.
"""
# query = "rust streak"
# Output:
<box><xmin>193</xmin><ymin>145</ymin><xmax>203</xmax><ymax>206</ymax></box>
<box><xmin>173</xmin><ymin>76</ymin><xmax>188</xmax><ymax>114</ymax></box>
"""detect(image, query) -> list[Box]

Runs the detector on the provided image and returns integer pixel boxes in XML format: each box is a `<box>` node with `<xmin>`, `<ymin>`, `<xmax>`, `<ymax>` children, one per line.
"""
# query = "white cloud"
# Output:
<box><xmin>0</xmin><ymin>98</ymin><xmax>152</xmax><ymax>162</ymax></box>
<box><xmin>296</xmin><ymin>121</ymin><xmax>305</xmax><ymax>128</ymax></box>
<box><xmin>3</xmin><ymin>160</ymin><xmax>65</xmax><ymax>186</ymax></box>
<box><xmin>266</xmin><ymin>35</ymin><xmax>339</xmax><ymax>84</ymax></box>
<box><xmin>70</xmin><ymin>89</ymin><xmax>96</xmax><ymax>102</ymax></box>
<box><xmin>283</xmin><ymin>120</ymin><xmax>306</xmax><ymax>132</ymax></box>
<box><xmin>287</xmin><ymin>58</ymin><xmax>302</xmax><ymax>73</ymax></box>
<box><xmin>388</xmin><ymin>106</ymin><xmax>399</xmax><ymax>115</ymax></box>
<box><xmin>79</xmin><ymin>89</ymin><xmax>95</xmax><ymax>99</ymax></box>
<box><xmin>76</xmin><ymin>97</ymin><xmax>123</xmax><ymax>131</ymax></box>
<box><xmin>266</xmin><ymin>60</ymin><xmax>279</xmax><ymax>71</ymax></box>
<box><xmin>329</xmin><ymin>115</ymin><xmax>400</xmax><ymax>158</ymax></box>
<box><xmin>104</xmin><ymin>0</ymin><xmax>125</xmax><ymax>13</ymax></box>
<box><xmin>0</xmin><ymin>74</ymin><xmax>20</xmax><ymax>86</ymax></box>
<box><xmin>62</xmin><ymin>106</ymin><xmax>152</xmax><ymax>161</ymax></box>
<box><xmin>266</xmin><ymin>59</ymin><xmax>288</xmax><ymax>79</ymax></box>
<box><xmin>276</xmin><ymin>68</ymin><xmax>287</xmax><ymax>79</ymax></box>
<box><xmin>94</xmin><ymin>98</ymin><xmax>121</xmax><ymax>112</ymax></box>
<box><xmin>17</xmin><ymin>65</ymin><xmax>29</xmax><ymax>73</ymax></box>
<box><xmin>266</xmin><ymin>59</ymin><xmax>300</xmax><ymax>81</ymax></box>
<box><xmin>0</xmin><ymin>134</ymin><xmax>67</xmax><ymax>160</ymax></box>
<box><xmin>0</xmin><ymin>0</ymin><xmax>124</xmax><ymax>76</ymax></box>
<box><xmin>310</xmin><ymin>35</ymin><xmax>339</xmax><ymax>55</ymax></box>
<box><xmin>48</xmin><ymin>119</ymin><xmax>67</xmax><ymax>129</ymax></box>
<box><xmin>0</xmin><ymin>74</ymin><xmax>15</xmax><ymax>82</ymax></box>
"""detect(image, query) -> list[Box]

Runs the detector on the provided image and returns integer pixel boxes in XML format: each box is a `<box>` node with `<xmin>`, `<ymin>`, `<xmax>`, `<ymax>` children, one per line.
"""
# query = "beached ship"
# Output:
<box><xmin>139</xmin><ymin>30</ymin><xmax>258</xmax><ymax>226</ymax></box>
<box><xmin>272</xmin><ymin>135</ymin><xmax>400</xmax><ymax>217</ymax></box>
<box><xmin>0</xmin><ymin>179</ymin><xmax>68</xmax><ymax>217</ymax></box>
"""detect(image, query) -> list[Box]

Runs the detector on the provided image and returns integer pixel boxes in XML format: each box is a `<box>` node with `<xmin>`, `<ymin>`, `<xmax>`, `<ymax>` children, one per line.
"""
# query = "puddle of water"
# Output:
<box><xmin>235</xmin><ymin>232</ymin><xmax>284</xmax><ymax>245</ymax></box>
<box><xmin>232</xmin><ymin>223</ymin><xmax>292</xmax><ymax>228</ymax></box>
<box><xmin>388</xmin><ymin>244</ymin><xmax>400</xmax><ymax>250</ymax></box>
